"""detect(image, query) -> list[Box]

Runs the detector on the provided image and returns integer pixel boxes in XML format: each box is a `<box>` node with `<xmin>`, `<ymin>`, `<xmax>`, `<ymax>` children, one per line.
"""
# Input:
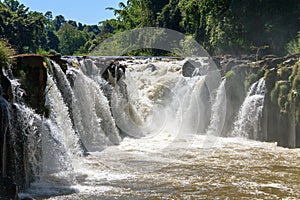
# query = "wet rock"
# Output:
<box><xmin>49</xmin><ymin>54</ymin><xmax>67</xmax><ymax>73</ymax></box>
<box><xmin>11</xmin><ymin>54</ymin><xmax>47</xmax><ymax>115</ymax></box>
<box><xmin>102</xmin><ymin>61</ymin><xmax>126</xmax><ymax>83</ymax></box>
<box><xmin>261</xmin><ymin>54</ymin><xmax>300</xmax><ymax>148</ymax></box>
<box><xmin>147</xmin><ymin>63</ymin><xmax>157</xmax><ymax>72</ymax></box>
<box><xmin>0</xmin><ymin>177</ymin><xmax>18</xmax><ymax>200</ymax></box>
<box><xmin>0</xmin><ymin>96</ymin><xmax>10</xmax><ymax>178</ymax></box>
<box><xmin>0</xmin><ymin>70</ymin><xmax>13</xmax><ymax>103</ymax></box>
<box><xmin>182</xmin><ymin>60</ymin><xmax>200</xmax><ymax>77</ymax></box>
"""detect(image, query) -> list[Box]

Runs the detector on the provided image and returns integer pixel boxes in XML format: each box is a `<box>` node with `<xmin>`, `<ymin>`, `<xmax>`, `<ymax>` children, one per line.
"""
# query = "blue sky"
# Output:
<box><xmin>19</xmin><ymin>0</ymin><xmax>125</xmax><ymax>25</ymax></box>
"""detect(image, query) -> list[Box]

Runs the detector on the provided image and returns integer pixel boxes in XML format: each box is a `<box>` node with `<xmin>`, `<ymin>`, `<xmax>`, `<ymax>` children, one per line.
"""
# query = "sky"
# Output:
<box><xmin>19</xmin><ymin>0</ymin><xmax>125</xmax><ymax>25</ymax></box>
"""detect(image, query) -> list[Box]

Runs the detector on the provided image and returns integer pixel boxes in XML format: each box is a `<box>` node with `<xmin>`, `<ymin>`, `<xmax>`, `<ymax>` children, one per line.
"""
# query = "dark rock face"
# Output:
<box><xmin>102</xmin><ymin>60</ymin><xmax>126</xmax><ymax>83</ymax></box>
<box><xmin>0</xmin><ymin>177</ymin><xmax>18</xmax><ymax>200</ymax></box>
<box><xmin>49</xmin><ymin>54</ymin><xmax>67</xmax><ymax>73</ymax></box>
<box><xmin>216</xmin><ymin>54</ymin><xmax>255</xmax><ymax>73</ymax></box>
<box><xmin>262</xmin><ymin>68</ymin><xmax>279</xmax><ymax>142</ymax></box>
<box><xmin>11</xmin><ymin>54</ymin><xmax>47</xmax><ymax>115</ymax></box>
<box><xmin>259</xmin><ymin>54</ymin><xmax>300</xmax><ymax>148</ymax></box>
<box><xmin>0</xmin><ymin>96</ymin><xmax>10</xmax><ymax>178</ymax></box>
<box><xmin>182</xmin><ymin>60</ymin><xmax>199</xmax><ymax>77</ymax></box>
<box><xmin>216</xmin><ymin>54</ymin><xmax>300</xmax><ymax>148</ymax></box>
<box><xmin>0</xmin><ymin>54</ymin><xmax>53</xmax><ymax>197</ymax></box>
<box><xmin>182</xmin><ymin>59</ymin><xmax>213</xmax><ymax>77</ymax></box>
<box><xmin>223</xmin><ymin>68</ymin><xmax>247</xmax><ymax>136</ymax></box>
<box><xmin>0</xmin><ymin>71</ymin><xmax>13</xmax><ymax>103</ymax></box>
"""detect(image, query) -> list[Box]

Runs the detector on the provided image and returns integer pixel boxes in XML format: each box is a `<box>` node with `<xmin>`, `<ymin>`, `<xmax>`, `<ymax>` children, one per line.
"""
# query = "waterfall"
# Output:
<box><xmin>46</xmin><ymin>74</ymin><xmax>82</xmax><ymax>156</ymax></box>
<box><xmin>173</xmin><ymin>75</ymin><xmax>208</xmax><ymax>134</ymax></box>
<box><xmin>3</xmin><ymin>55</ymin><xmax>300</xmax><ymax>199</ymax></box>
<box><xmin>69</xmin><ymin>59</ymin><xmax>121</xmax><ymax>151</ymax></box>
<box><xmin>103</xmin><ymin>59</ymin><xmax>215</xmax><ymax>146</ymax></box>
<box><xmin>206</xmin><ymin>79</ymin><xmax>226</xmax><ymax>136</ymax></box>
<box><xmin>232</xmin><ymin>78</ymin><xmax>265</xmax><ymax>140</ymax></box>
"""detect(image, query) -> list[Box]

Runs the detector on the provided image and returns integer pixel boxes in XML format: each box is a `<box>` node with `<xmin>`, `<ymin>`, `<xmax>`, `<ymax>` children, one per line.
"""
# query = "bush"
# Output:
<box><xmin>245</xmin><ymin>73</ymin><xmax>258</xmax><ymax>91</ymax></box>
<box><xmin>0</xmin><ymin>39</ymin><xmax>15</xmax><ymax>66</ymax></box>
<box><xmin>225</xmin><ymin>70</ymin><xmax>236</xmax><ymax>79</ymax></box>
<box><xmin>286</xmin><ymin>32</ymin><xmax>300</xmax><ymax>54</ymax></box>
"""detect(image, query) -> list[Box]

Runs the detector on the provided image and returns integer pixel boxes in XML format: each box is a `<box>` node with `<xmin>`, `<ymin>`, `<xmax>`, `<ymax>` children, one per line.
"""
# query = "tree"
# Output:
<box><xmin>67</xmin><ymin>20</ymin><xmax>77</xmax><ymax>27</ymax></box>
<box><xmin>2</xmin><ymin>0</ymin><xmax>22</xmax><ymax>12</ymax></box>
<box><xmin>56</xmin><ymin>24</ymin><xmax>88</xmax><ymax>55</ymax></box>
<box><xmin>0</xmin><ymin>1</ymin><xmax>50</xmax><ymax>53</ymax></box>
<box><xmin>157</xmin><ymin>0</ymin><xmax>183</xmax><ymax>31</ymax></box>
<box><xmin>231</xmin><ymin>0</ymin><xmax>300</xmax><ymax>55</ymax></box>
<box><xmin>52</xmin><ymin>15</ymin><xmax>66</xmax><ymax>31</ymax></box>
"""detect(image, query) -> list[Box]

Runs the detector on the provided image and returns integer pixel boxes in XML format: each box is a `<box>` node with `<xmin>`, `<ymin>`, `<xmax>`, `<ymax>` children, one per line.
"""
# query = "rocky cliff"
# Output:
<box><xmin>217</xmin><ymin>54</ymin><xmax>300</xmax><ymax>147</ymax></box>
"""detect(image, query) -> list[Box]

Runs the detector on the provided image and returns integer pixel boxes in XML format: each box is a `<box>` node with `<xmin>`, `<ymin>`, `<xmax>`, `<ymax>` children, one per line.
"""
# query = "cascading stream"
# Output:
<box><xmin>16</xmin><ymin>58</ymin><xmax>299</xmax><ymax>200</ymax></box>
<box><xmin>207</xmin><ymin>79</ymin><xmax>226</xmax><ymax>136</ymax></box>
<box><xmin>232</xmin><ymin>78</ymin><xmax>266</xmax><ymax>139</ymax></box>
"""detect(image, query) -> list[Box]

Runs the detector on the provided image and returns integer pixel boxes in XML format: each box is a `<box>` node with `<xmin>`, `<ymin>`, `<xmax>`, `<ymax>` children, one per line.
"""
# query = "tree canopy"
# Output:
<box><xmin>0</xmin><ymin>0</ymin><xmax>299</xmax><ymax>56</ymax></box>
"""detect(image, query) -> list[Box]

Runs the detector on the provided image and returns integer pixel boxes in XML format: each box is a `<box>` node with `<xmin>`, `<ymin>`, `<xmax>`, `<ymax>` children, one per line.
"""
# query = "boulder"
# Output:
<box><xmin>102</xmin><ymin>60</ymin><xmax>126</xmax><ymax>83</ymax></box>
<box><xmin>182</xmin><ymin>59</ymin><xmax>214</xmax><ymax>77</ymax></box>
<box><xmin>182</xmin><ymin>60</ymin><xmax>200</xmax><ymax>77</ymax></box>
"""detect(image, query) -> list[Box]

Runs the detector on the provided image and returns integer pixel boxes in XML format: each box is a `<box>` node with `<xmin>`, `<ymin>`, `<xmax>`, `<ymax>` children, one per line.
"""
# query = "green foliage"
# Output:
<box><xmin>245</xmin><ymin>73</ymin><xmax>258</xmax><ymax>91</ymax></box>
<box><xmin>225</xmin><ymin>70</ymin><xmax>236</xmax><ymax>79</ymax></box>
<box><xmin>289</xmin><ymin>63</ymin><xmax>300</xmax><ymax>120</ymax></box>
<box><xmin>278</xmin><ymin>84</ymin><xmax>290</xmax><ymax>111</ymax></box>
<box><xmin>56</xmin><ymin>24</ymin><xmax>89</xmax><ymax>55</ymax></box>
<box><xmin>0</xmin><ymin>1</ymin><xmax>49</xmax><ymax>53</ymax></box>
<box><xmin>0</xmin><ymin>39</ymin><xmax>15</xmax><ymax>66</ymax></box>
<box><xmin>287</xmin><ymin>32</ymin><xmax>300</xmax><ymax>54</ymax></box>
<box><xmin>278</xmin><ymin>65</ymin><xmax>292</xmax><ymax>80</ymax></box>
<box><xmin>36</xmin><ymin>47</ymin><xmax>48</xmax><ymax>56</ymax></box>
<box><xmin>270</xmin><ymin>61</ymin><xmax>300</xmax><ymax>120</ymax></box>
<box><xmin>271</xmin><ymin>81</ymin><xmax>290</xmax><ymax>112</ymax></box>
<box><xmin>0</xmin><ymin>0</ymin><xmax>104</xmax><ymax>55</ymax></box>
<box><xmin>270</xmin><ymin>83</ymin><xmax>279</xmax><ymax>105</ymax></box>
<box><xmin>106</xmin><ymin>0</ymin><xmax>300</xmax><ymax>56</ymax></box>
<box><xmin>1</xmin><ymin>0</ymin><xmax>300</xmax><ymax>56</ymax></box>
<box><xmin>157</xmin><ymin>0</ymin><xmax>182</xmax><ymax>31</ymax></box>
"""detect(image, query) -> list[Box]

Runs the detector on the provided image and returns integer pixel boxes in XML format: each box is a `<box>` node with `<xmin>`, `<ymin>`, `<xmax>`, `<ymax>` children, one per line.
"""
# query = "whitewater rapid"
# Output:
<box><xmin>23</xmin><ymin>135</ymin><xmax>300</xmax><ymax>199</ymax></box>
<box><xmin>18</xmin><ymin>58</ymin><xmax>300</xmax><ymax>199</ymax></box>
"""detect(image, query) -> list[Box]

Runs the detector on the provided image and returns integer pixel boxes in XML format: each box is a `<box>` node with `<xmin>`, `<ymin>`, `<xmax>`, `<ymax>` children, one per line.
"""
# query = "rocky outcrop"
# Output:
<box><xmin>222</xmin><ymin>67</ymin><xmax>248</xmax><ymax>136</ymax></box>
<box><xmin>185</xmin><ymin>54</ymin><xmax>300</xmax><ymax>148</ymax></box>
<box><xmin>0</xmin><ymin>96</ymin><xmax>10</xmax><ymax>179</ymax></box>
<box><xmin>262</xmin><ymin>55</ymin><xmax>300</xmax><ymax>148</ymax></box>
<box><xmin>102</xmin><ymin>60</ymin><xmax>126</xmax><ymax>83</ymax></box>
<box><xmin>49</xmin><ymin>54</ymin><xmax>67</xmax><ymax>73</ymax></box>
<box><xmin>216</xmin><ymin>54</ymin><xmax>300</xmax><ymax>148</ymax></box>
<box><xmin>0</xmin><ymin>54</ymin><xmax>58</xmax><ymax>196</ymax></box>
<box><xmin>11</xmin><ymin>54</ymin><xmax>47</xmax><ymax>115</ymax></box>
<box><xmin>182</xmin><ymin>58</ymin><xmax>216</xmax><ymax>77</ymax></box>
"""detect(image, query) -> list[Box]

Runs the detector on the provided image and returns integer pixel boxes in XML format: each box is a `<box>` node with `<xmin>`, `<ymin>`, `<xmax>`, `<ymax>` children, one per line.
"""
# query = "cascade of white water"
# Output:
<box><xmin>109</xmin><ymin>59</ymin><xmax>211</xmax><ymax>140</ymax></box>
<box><xmin>10</xmin><ymin>104</ymin><xmax>41</xmax><ymax>178</ymax></box>
<box><xmin>67</xmin><ymin>62</ymin><xmax>121</xmax><ymax>151</ymax></box>
<box><xmin>173</xmin><ymin>75</ymin><xmax>207</xmax><ymax>134</ymax></box>
<box><xmin>50</xmin><ymin>62</ymin><xmax>75</xmax><ymax>117</ymax></box>
<box><xmin>232</xmin><ymin>78</ymin><xmax>265</xmax><ymax>139</ymax></box>
<box><xmin>206</xmin><ymin>79</ymin><xmax>226</xmax><ymax>136</ymax></box>
<box><xmin>46</xmin><ymin>74</ymin><xmax>82</xmax><ymax>156</ymax></box>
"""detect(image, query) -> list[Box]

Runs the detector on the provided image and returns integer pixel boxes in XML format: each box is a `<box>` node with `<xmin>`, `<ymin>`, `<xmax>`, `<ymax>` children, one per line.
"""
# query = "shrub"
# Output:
<box><xmin>0</xmin><ymin>39</ymin><xmax>15</xmax><ymax>66</ymax></box>
<box><xmin>286</xmin><ymin>31</ymin><xmax>300</xmax><ymax>54</ymax></box>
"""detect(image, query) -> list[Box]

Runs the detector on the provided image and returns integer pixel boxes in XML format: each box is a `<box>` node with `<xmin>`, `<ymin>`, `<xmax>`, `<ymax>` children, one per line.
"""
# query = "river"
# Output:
<box><xmin>18</xmin><ymin>57</ymin><xmax>300</xmax><ymax>199</ymax></box>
